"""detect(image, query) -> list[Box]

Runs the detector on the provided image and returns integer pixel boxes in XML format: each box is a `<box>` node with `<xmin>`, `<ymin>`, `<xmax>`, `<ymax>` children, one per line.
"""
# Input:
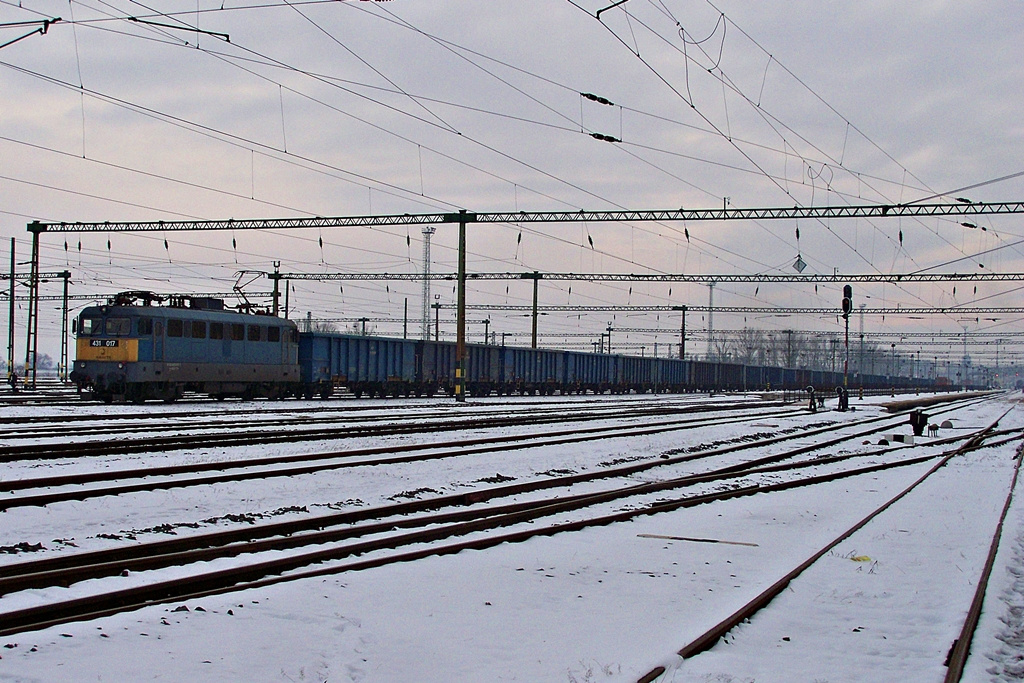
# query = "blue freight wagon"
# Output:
<box><xmin>299</xmin><ymin>333</ymin><xmax>418</xmax><ymax>398</ymax></box>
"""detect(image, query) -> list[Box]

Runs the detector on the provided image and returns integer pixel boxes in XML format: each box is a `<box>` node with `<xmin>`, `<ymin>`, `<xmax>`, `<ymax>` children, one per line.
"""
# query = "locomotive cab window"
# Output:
<box><xmin>138</xmin><ymin>318</ymin><xmax>153</xmax><ymax>336</ymax></box>
<box><xmin>105</xmin><ymin>318</ymin><xmax>131</xmax><ymax>336</ymax></box>
<box><xmin>167</xmin><ymin>319</ymin><xmax>183</xmax><ymax>337</ymax></box>
<box><xmin>80</xmin><ymin>317</ymin><xmax>102</xmax><ymax>335</ymax></box>
<box><xmin>267</xmin><ymin>327</ymin><xmax>280</xmax><ymax>342</ymax></box>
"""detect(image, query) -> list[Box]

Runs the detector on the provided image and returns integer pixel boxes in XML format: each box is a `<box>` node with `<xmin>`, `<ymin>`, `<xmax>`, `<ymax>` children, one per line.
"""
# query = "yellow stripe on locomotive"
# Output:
<box><xmin>76</xmin><ymin>337</ymin><xmax>139</xmax><ymax>363</ymax></box>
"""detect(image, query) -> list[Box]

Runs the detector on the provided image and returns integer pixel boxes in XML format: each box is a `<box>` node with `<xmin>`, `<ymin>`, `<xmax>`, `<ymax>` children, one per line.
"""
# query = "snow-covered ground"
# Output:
<box><xmin>0</xmin><ymin>392</ymin><xmax>1021</xmax><ymax>682</ymax></box>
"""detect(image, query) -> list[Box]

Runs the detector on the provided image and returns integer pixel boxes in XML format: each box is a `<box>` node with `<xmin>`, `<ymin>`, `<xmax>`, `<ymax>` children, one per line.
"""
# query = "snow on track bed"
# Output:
<box><xmin>0</xmin><ymin>438</ymin><xmax>984</xmax><ymax>682</ymax></box>
<box><xmin>648</xmin><ymin>420</ymin><xmax>1024</xmax><ymax>682</ymax></box>
<box><xmin>0</xmin><ymin>405</ymin><xmax>834</xmax><ymax>556</ymax></box>
<box><xmin>964</xmin><ymin>442</ymin><xmax>1024</xmax><ymax>683</ymax></box>
<box><xmin>0</xmin><ymin>393</ymin><xmax>1019</xmax><ymax>682</ymax></box>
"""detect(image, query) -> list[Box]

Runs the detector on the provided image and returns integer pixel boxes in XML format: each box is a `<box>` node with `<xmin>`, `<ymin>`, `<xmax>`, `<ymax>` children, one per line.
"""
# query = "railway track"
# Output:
<box><xmin>6</xmin><ymin>393</ymin><xmax>972</xmax><ymax>511</ymax></box>
<box><xmin>0</xmin><ymin>394</ymin><xmax>730</xmax><ymax>434</ymax></box>
<box><xmin>0</xmin><ymin>397</ymin><xmax>789</xmax><ymax>462</ymax></box>
<box><xmin>1</xmin><ymin>394</ymin><xmax>993</xmax><ymax>513</ymax></box>
<box><xmin>0</xmin><ymin>404</ymin><xmax>812</xmax><ymax>509</ymax></box>
<box><xmin>635</xmin><ymin>409</ymin><xmax>1024</xmax><ymax>683</ymax></box>
<box><xmin>941</xmin><ymin>438</ymin><xmax>1024</xmax><ymax>682</ymax></box>
<box><xmin>0</xmin><ymin>395</ymin><xmax>1009</xmax><ymax>638</ymax></box>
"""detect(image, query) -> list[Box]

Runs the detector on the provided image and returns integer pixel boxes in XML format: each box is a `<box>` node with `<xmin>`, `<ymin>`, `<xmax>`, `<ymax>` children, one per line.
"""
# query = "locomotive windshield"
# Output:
<box><xmin>105</xmin><ymin>318</ymin><xmax>132</xmax><ymax>336</ymax></box>
<box><xmin>79</xmin><ymin>317</ymin><xmax>102</xmax><ymax>335</ymax></box>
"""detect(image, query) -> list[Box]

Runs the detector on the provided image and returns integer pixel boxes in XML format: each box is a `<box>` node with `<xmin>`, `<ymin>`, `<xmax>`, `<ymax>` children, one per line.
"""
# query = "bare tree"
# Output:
<box><xmin>726</xmin><ymin>328</ymin><xmax>767</xmax><ymax>364</ymax></box>
<box><xmin>311</xmin><ymin>320</ymin><xmax>340</xmax><ymax>333</ymax></box>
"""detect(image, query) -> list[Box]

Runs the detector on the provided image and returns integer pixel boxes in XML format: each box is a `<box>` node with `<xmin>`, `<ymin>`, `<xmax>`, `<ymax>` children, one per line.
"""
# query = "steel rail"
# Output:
<box><xmin>0</xmin><ymin>393</ymin><xmax>716</xmax><ymax>426</ymax></box>
<box><xmin>0</xmin><ymin>394</ymin><xmax>992</xmax><ymax>511</ymax></box>
<box><xmin>635</xmin><ymin>409</ymin><xmax>1011</xmax><ymax>682</ymax></box>
<box><xmin>0</xmin><ymin>415</ymin><xmax>999</xmax><ymax>600</ymax></box>
<box><xmin>0</xmin><ymin>411</ymin><xmax>1005</xmax><ymax>639</ymax></box>
<box><xmin>0</xmin><ymin>404</ymin><xmax>807</xmax><ymax>510</ymax></box>
<box><xmin>0</xmin><ymin>399</ymin><xmax>781</xmax><ymax>464</ymax></box>
<box><xmin>0</xmin><ymin>398</ymin><xmax>706</xmax><ymax>440</ymax></box>
<box><xmin>0</xmin><ymin>395</ymin><xmax>995</xmax><ymax>585</ymax></box>
<box><xmin>943</xmin><ymin>440</ymin><xmax>1024</xmax><ymax>681</ymax></box>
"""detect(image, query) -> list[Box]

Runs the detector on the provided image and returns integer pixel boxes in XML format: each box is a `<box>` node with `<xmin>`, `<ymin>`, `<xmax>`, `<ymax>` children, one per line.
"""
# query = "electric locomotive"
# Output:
<box><xmin>70</xmin><ymin>292</ymin><xmax>300</xmax><ymax>402</ymax></box>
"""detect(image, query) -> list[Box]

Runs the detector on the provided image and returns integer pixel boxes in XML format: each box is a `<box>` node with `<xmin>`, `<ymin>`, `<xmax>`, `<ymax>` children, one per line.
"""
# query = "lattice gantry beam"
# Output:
<box><xmin>267</xmin><ymin>271</ymin><xmax>1024</xmax><ymax>283</ymax></box>
<box><xmin>28</xmin><ymin>201</ymin><xmax>1024</xmax><ymax>232</ymax></box>
<box><xmin>435</xmin><ymin>304</ymin><xmax>1024</xmax><ymax>315</ymax></box>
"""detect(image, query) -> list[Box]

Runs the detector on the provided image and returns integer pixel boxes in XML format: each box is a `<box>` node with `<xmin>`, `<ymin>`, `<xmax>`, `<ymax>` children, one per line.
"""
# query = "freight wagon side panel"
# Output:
<box><xmin>502</xmin><ymin>347</ymin><xmax>527</xmax><ymax>384</ymax></box>
<box><xmin>563</xmin><ymin>351</ymin><xmax>593</xmax><ymax>389</ymax></box>
<box><xmin>298</xmin><ymin>333</ymin><xmax>331</xmax><ymax>384</ymax></box>
<box><xmin>487</xmin><ymin>345</ymin><xmax>501</xmax><ymax>384</ymax></box>
<box><xmin>655</xmin><ymin>357</ymin><xmax>686</xmax><ymax>389</ymax></box>
<box><xmin>719</xmin><ymin>363</ymin><xmax>742</xmax><ymax>390</ymax></box>
<box><xmin>690</xmin><ymin>360</ymin><xmax>712</xmax><ymax>389</ymax></box>
<box><xmin>465</xmin><ymin>343</ymin><xmax>494</xmax><ymax>383</ymax></box>
<box><xmin>541</xmin><ymin>349</ymin><xmax>562</xmax><ymax>384</ymax></box>
<box><xmin>420</xmin><ymin>340</ymin><xmax>456</xmax><ymax>388</ymax></box>
<box><xmin>375</xmin><ymin>337</ymin><xmax>414</xmax><ymax>383</ymax></box>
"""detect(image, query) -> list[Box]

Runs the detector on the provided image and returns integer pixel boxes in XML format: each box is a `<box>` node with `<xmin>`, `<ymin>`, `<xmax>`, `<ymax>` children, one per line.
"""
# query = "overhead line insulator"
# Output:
<box><xmin>581</xmin><ymin>92</ymin><xmax>615</xmax><ymax>106</ymax></box>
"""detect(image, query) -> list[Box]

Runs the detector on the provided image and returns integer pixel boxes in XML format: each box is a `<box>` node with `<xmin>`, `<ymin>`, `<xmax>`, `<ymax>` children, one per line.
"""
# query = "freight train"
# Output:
<box><xmin>70</xmin><ymin>293</ymin><xmax>942</xmax><ymax>403</ymax></box>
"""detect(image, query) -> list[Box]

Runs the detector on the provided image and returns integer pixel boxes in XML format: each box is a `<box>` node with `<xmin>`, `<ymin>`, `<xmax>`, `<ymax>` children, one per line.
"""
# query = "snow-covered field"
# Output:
<box><xmin>0</xmin><ymin>392</ymin><xmax>1021</xmax><ymax>682</ymax></box>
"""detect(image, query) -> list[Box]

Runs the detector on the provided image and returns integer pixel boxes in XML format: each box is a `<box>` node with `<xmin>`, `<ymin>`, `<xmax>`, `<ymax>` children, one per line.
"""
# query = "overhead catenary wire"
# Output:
<box><xmin>4</xmin><ymin>1</ymin><xmax>1019</xmax><ymax>352</ymax></box>
<box><xmin>0</xmin><ymin>1</ymin><xmax>937</xmax><ymax>282</ymax></box>
<box><xmin>560</xmin><ymin>0</ymin><xmax>984</xmax><ymax>325</ymax></box>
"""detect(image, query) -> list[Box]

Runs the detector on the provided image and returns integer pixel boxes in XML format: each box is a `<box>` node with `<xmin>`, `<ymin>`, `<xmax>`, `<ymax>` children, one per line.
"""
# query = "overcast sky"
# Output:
<box><xmin>2</xmin><ymin>0</ymin><xmax>1023</xmax><ymax>363</ymax></box>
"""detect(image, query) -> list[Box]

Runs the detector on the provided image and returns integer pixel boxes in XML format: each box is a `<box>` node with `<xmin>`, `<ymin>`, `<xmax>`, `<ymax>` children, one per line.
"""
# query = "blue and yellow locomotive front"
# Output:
<box><xmin>71</xmin><ymin>306</ymin><xmax>149</xmax><ymax>400</ymax></box>
<box><xmin>71</xmin><ymin>297</ymin><xmax>301</xmax><ymax>402</ymax></box>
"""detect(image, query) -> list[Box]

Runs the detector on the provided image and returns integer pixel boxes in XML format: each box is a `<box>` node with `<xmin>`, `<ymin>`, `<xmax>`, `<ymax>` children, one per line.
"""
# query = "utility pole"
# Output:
<box><xmin>454</xmin><ymin>210</ymin><xmax>468</xmax><ymax>403</ymax></box>
<box><xmin>525</xmin><ymin>271</ymin><xmax>542</xmax><ymax>349</ymax></box>
<box><xmin>433</xmin><ymin>298</ymin><xmax>440</xmax><ymax>341</ymax></box>
<box><xmin>890</xmin><ymin>343</ymin><xmax>896</xmax><ymax>386</ymax></box>
<box><xmin>962</xmin><ymin>326</ymin><xmax>969</xmax><ymax>391</ymax></box>
<box><xmin>59</xmin><ymin>271</ymin><xmax>70</xmax><ymax>382</ymax></box>
<box><xmin>842</xmin><ymin>284</ymin><xmax>852</xmax><ymax>388</ymax></box>
<box><xmin>674</xmin><ymin>305</ymin><xmax>687</xmax><ymax>359</ymax></box>
<box><xmin>858</xmin><ymin>303</ymin><xmax>866</xmax><ymax>398</ymax></box>
<box><xmin>24</xmin><ymin>222</ymin><xmax>44</xmax><ymax>389</ymax></box>
<box><xmin>707</xmin><ymin>282</ymin><xmax>715</xmax><ymax>360</ymax></box>
<box><xmin>270</xmin><ymin>261</ymin><xmax>281</xmax><ymax>316</ymax></box>
<box><xmin>7</xmin><ymin>238</ymin><xmax>14</xmax><ymax>385</ymax></box>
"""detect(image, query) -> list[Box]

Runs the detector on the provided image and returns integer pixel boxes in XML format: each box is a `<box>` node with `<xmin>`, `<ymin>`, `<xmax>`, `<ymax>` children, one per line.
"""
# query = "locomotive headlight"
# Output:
<box><xmin>118</xmin><ymin>363</ymin><xmax>125</xmax><ymax>369</ymax></box>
